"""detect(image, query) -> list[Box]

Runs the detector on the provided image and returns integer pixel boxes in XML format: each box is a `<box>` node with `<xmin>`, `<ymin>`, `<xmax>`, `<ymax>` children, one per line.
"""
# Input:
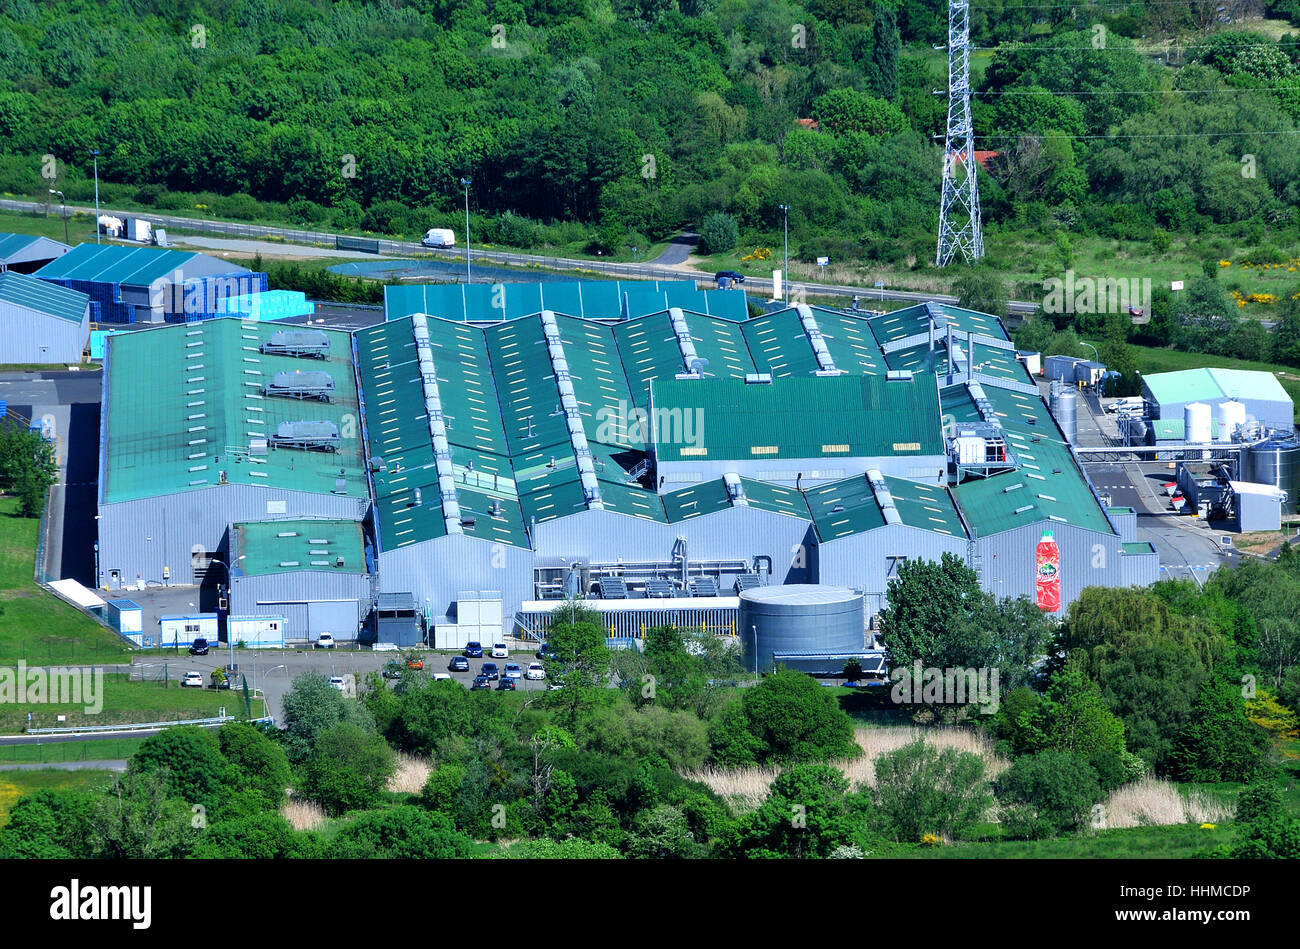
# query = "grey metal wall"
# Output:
<box><xmin>1237</xmin><ymin>490</ymin><xmax>1282</xmax><ymax>532</ymax></box>
<box><xmin>1108</xmin><ymin>508</ymin><xmax>1138</xmax><ymax>543</ymax></box>
<box><xmin>655</xmin><ymin>453</ymin><xmax>949</xmax><ymax>491</ymax></box>
<box><xmin>816</xmin><ymin>523</ymin><xmax>969</xmax><ymax>604</ymax></box>
<box><xmin>228</xmin><ymin>570</ymin><xmax>372</xmax><ymax>642</ymax></box>
<box><xmin>975</xmin><ymin>521</ymin><xmax>1158</xmax><ymax>615</ymax></box>
<box><xmin>378</xmin><ymin>532</ymin><xmax>534</xmax><ymax>637</ymax></box>
<box><xmin>533</xmin><ymin>506</ymin><xmax>816</xmax><ymax>583</ymax></box>
<box><xmin>97</xmin><ymin>484</ymin><xmax>367</xmax><ymax>588</ymax></box>
<box><xmin>0</xmin><ymin>302</ymin><xmax>89</xmax><ymax>363</ymax></box>
<box><xmin>740</xmin><ymin>589</ymin><xmax>865</xmax><ymax>673</ymax></box>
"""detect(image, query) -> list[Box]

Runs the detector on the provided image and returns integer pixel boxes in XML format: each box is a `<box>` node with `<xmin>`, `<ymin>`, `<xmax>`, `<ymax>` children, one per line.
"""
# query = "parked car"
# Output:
<box><xmin>188</xmin><ymin>638</ymin><xmax>210</xmax><ymax>656</ymax></box>
<box><xmin>479</xmin><ymin>662</ymin><xmax>500</xmax><ymax>681</ymax></box>
<box><xmin>465</xmin><ymin>641</ymin><xmax>483</xmax><ymax>658</ymax></box>
<box><xmin>525</xmin><ymin>663</ymin><xmax>546</xmax><ymax>680</ymax></box>
<box><xmin>381</xmin><ymin>660</ymin><xmax>404</xmax><ymax>680</ymax></box>
<box><xmin>406</xmin><ymin>657</ymin><xmax>424</xmax><ymax>670</ymax></box>
<box><xmin>422</xmin><ymin>227</ymin><xmax>456</xmax><ymax>248</ymax></box>
<box><xmin>432</xmin><ymin>673</ymin><xmax>452</xmax><ymax>681</ymax></box>
<box><xmin>449</xmin><ymin>655</ymin><xmax>470</xmax><ymax>672</ymax></box>
<box><xmin>503</xmin><ymin>662</ymin><xmax>523</xmax><ymax>680</ymax></box>
<box><xmin>536</xmin><ymin>642</ymin><xmax>556</xmax><ymax>661</ymax></box>
<box><xmin>470</xmin><ymin>675</ymin><xmax>492</xmax><ymax>691</ymax></box>
<box><xmin>315</xmin><ymin>634</ymin><xmax>336</xmax><ymax>649</ymax></box>
<box><xmin>491</xmin><ymin>643</ymin><xmax>509</xmax><ymax>658</ymax></box>
<box><xmin>328</xmin><ymin>676</ymin><xmax>346</xmax><ymax>692</ymax></box>
<box><xmin>181</xmin><ymin>672</ymin><xmax>205</xmax><ymax>688</ymax></box>
<box><xmin>715</xmin><ymin>270</ymin><xmax>746</xmax><ymax>284</ymax></box>
<box><xmin>496</xmin><ymin>677</ymin><xmax>517</xmax><ymax>691</ymax></box>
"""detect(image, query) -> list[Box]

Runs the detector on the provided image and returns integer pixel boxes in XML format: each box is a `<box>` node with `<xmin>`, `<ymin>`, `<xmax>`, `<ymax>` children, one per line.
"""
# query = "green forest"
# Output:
<box><xmin>7</xmin><ymin>1</ymin><xmax>1300</xmax><ymax>375</ymax></box>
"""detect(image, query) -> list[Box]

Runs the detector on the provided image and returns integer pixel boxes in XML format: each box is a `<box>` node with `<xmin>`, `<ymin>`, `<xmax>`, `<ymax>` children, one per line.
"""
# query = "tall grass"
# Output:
<box><xmin>281</xmin><ymin>798</ymin><xmax>328</xmax><ymax>832</ymax></box>
<box><xmin>1101</xmin><ymin>778</ymin><xmax>1233</xmax><ymax>829</ymax></box>
<box><xmin>388</xmin><ymin>753</ymin><xmax>432</xmax><ymax>795</ymax></box>
<box><xmin>682</xmin><ymin>726</ymin><xmax>1009</xmax><ymax>813</ymax></box>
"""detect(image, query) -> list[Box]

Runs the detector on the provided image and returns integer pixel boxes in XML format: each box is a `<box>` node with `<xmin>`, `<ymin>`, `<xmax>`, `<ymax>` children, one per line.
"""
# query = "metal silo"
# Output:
<box><xmin>1249</xmin><ymin>439</ymin><xmax>1300</xmax><ymax>515</ymax></box>
<box><xmin>1051</xmin><ymin>387</ymin><xmax>1078</xmax><ymax>445</ymax></box>
<box><xmin>740</xmin><ymin>584</ymin><xmax>865</xmax><ymax>674</ymax></box>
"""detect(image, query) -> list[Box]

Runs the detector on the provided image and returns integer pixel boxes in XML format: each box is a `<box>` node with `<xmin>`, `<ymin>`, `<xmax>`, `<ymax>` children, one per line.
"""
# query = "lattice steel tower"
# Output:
<box><xmin>936</xmin><ymin>0</ymin><xmax>984</xmax><ymax>266</ymax></box>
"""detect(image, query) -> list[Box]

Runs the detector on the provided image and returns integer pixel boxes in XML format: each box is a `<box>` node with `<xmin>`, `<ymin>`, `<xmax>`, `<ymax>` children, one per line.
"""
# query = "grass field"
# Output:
<box><xmin>0</xmin><ymin>737</ymin><xmax>143</xmax><ymax>764</ymax></box>
<box><xmin>0</xmin><ymin>673</ymin><xmax>267</xmax><ymax>733</ymax></box>
<box><xmin>929</xmin><ymin>822</ymin><xmax>1226</xmax><ymax>858</ymax></box>
<box><xmin>0</xmin><ymin>768</ymin><xmax>117</xmax><ymax>828</ymax></box>
<box><xmin>0</xmin><ymin>497</ymin><xmax>130</xmax><ymax>665</ymax></box>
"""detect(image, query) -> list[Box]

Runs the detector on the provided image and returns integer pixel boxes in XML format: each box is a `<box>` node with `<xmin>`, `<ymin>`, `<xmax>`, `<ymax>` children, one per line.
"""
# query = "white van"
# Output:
<box><xmin>422</xmin><ymin>228</ymin><xmax>456</xmax><ymax>248</ymax></box>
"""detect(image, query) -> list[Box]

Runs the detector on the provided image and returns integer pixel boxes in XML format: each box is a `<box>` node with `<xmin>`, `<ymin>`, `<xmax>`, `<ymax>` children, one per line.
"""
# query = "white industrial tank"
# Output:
<box><xmin>1217</xmin><ymin>400</ymin><xmax>1245</xmax><ymax>443</ymax></box>
<box><xmin>1184</xmin><ymin>402</ymin><xmax>1211</xmax><ymax>444</ymax></box>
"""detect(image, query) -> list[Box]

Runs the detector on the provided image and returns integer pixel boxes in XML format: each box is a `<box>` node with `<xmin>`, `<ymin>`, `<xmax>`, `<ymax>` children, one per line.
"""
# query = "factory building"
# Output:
<box><xmin>35</xmin><ymin>244</ymin><xmax>266</xmax><ymax>324</ymax></box>
<box><xmin>96</xmin><ymin>287</ymin><xmax>1161</xmax><ymax>643</ymax></box>
<box><xmin>96</xmin><ymin>321</ymin><xmax>369</xmax><ymax>590</ymax></box>
<box><xmin>1143</xmin><ymin>367</ymin><xmax>1294</xmax><ymax>436</ymax></box>
<box><xmin>0</xmin><ymin>271</ymin><xmax>90</xmax><ymax>364</ymax></box>
<box><xmin>0</xmin><ymin>232</ymin><xmax>70</xmax><ymax>274</ymax></box>
<box><xmin>226</xmin><ymin>519</ymin><xmax>375</xmax><ymax>643</ymax></box>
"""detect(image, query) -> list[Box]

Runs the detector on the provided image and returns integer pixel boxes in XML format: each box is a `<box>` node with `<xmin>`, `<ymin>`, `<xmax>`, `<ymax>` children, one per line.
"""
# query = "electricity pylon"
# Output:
<box><xmin>936</xmin><ymin>0</ymin><xmax>984</xmax><ymax>267</ymax></box>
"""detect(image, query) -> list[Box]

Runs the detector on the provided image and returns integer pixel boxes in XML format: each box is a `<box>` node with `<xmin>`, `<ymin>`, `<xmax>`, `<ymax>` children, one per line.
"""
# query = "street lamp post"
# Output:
<box><xmin>460</xmin><ymin>177</ymin><xmax>472</xmax><ymax>285</ymax></box>
<box><xmin>778</xmin><ymin>204</ymin><xmax>790</xmax><ymax>302</ymax></box>
<box><xmin>49</xmin><ymin>190</ymin><xmax>68</xmax><ymax>244</ymax></box>
<box><xmin>204</xmin><ymin>557</ymin><xmax>233</xmax><ymax>668</ymax></box>
<box><xmin>89</xmin><ymin>149</ymin><xmax>101</xmax><ymax>244</ymax></box>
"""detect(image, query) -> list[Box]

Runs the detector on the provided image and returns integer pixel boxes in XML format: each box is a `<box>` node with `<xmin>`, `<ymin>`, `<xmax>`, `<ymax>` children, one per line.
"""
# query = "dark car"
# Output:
<box><xmin>496</xmin><ymin>677</ymin><xmax>517</xmax><ymax>691</ymax></box>
<box><xmin>470</xmin><ymin>675</ymin><xmax>492</xmax><ymax>691</ymax></box>
<box><xmin>381</xmin><ymin>660</ymin><xmax>404</xmax><ymax>680</ymax></box>
<box><xmin>715</xmin><ymin>270</ymin><xmax>745</xmax><ymax>283</ymax></box>
<box><xmin>479</xmin><ymin>661</ymin><xmax>500</xmax><ymax>681</ymax></box>
<box><xmin>448</xmin><ymin>655</ymin><xmax>470</xmax><ymax>672</ymax></box>
<box><xmin>465</xmin><ymin>641</ymin><xmax>484</xmax><ymax>658</ymax></box>
<box><xmin>188</xmin><ymin>638</ymin><xmax>210</xmax><ymax>656</ymax></box>
<box><xmin>536</xmin><ymin>642</ymin><xmax>557</xmax><ymax>661</ymax></box>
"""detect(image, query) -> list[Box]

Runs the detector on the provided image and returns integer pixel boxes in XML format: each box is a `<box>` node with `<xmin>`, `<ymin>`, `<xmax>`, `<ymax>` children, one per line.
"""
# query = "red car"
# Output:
<box><xmin>406</xmin><ymin>657</ymin><xmax>424</xmax><ymax>670</ymax></box>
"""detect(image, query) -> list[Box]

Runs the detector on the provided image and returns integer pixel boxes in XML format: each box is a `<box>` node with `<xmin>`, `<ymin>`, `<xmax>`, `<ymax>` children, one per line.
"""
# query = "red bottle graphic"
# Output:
<box><xmin>1035</xmin><ymin>530</ymin><xmax>1061</xmax><ymax>613</ymax></box>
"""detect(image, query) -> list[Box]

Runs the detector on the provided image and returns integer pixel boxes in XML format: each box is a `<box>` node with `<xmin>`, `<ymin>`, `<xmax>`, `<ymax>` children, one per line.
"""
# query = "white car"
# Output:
<box><xmin>316</xmin><ymin>634</ymin><xmax>336</xmax><ymax>649</ymax></box>
<box><xmin>491</xmin><ymin>643</ymin><xmax>509</xmax><ymax>658</ymax></box>
<box><xmin>432</xmin><ymin>672</ymin><xmax>452</xmax><ymax>681</ymax></box>
<box><xmin>525</xmin><ymin>663</ymin><xmax>546</xmax><ymax>680</ymax></box>
<box><xmin>181</xmin><ymin>672</ymin><xmax>205</xmax><ymax>688</ymax></box>
<box><xmin>503</xmin><ymin>663</ymin><xmax>523</xmax><ymax>680</ymax></box>
<box><xmin>328</xmin><ymin>676</ymin><xmax>346</xmax><ymax>691</ymax></box>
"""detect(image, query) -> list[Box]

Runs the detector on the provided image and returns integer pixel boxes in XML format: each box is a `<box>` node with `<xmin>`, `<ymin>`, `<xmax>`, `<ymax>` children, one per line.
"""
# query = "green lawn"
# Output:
<box><xmin>0</xmin><ymin>768</ymin><xmax>118</xmax><ymax>828</ymax></box>
<box><xmin>0</xmin><ymin>673</ymin><xmax>266</xmax><ymax>733</ymax></box>
<box><xmin>0</xmin><ymin>737</ymin><xmax>144</xmax><ymax>765</ymax></box>
<box><xmin>0</xmin><ymin>497</ymin><xmax>130</xmax><ymax>665</ymax></box>
<box><xmin>924</xmin><ymin>822</ymin><xmax>1226</xmax><ymax>858</ymax></box>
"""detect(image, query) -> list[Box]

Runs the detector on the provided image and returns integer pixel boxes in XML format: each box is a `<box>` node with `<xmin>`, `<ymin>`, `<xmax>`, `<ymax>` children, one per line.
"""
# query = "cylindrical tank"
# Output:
<box><xmin>740</xmin><ymin>584</ymin><xmax>864</xmax><ymax>674</ymax></box>
<box><xmin>1217</xmin><ymin>400</ymin><xmax>1246</xmax><ymax>443</ymax></box>
<box><xmin>1248</xmin><ymin>439</ymin><xmax>1300</xmax><ymax>515</ymax></box>
<box><xmin>1185</xmin><ymin>402</ymin><xmax>1211</xmax><ymax>444</ymax></box>
<box><xmin>1051</xmin><ymin>387</ymin><xmax>1078</xmax><ymax>445</ymax></box>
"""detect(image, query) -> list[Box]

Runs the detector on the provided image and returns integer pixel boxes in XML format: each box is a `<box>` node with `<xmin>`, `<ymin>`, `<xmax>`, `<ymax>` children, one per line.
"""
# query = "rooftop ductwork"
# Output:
<box><xmin>261</xmin><ymin>329</ymin><xmax>330</xmax><ymax>360</ymax></box>
<box><xmin>865</xmin><ymin>468</ymin><xmax>902</xmax><ymax>525</ymax></box>
<box><xmin>796</xmin><ymin>304</ymin><xmax>838</xmax><ymax>375</ymax></box>
<box><xmin>408</xmin><ymin>323</ymin><xmax>463</xmax><ymax>534</ymax></box>
<box><xmin>539</xmin><ymin>309</ymin><xmax>604</xmax><ymax>511</ymax></box>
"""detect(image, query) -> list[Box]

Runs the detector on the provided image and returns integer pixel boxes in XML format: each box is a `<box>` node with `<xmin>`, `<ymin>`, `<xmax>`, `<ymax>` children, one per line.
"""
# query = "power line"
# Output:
<box><xmin>972</xmin><ymin>0</ymin><xmax>1258</xmax><ymax>9</ymax></box>
<box><xmin>975</xmin><ymin>86</ymin><xmax>1298</xmax><ymax>95</ymax></box>
<box><xmin>971</xmin><ymin>40</ymin><xmax>1300</xmax><ymax>51</ymax></box>
<box><xmin>975</xmin><ymin>129</ymin><xmax>1300</xmax><ymax>140</ymax></box>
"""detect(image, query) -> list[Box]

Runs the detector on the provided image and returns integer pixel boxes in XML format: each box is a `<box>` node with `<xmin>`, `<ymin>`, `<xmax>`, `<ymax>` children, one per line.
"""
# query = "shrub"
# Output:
<box><xmin>994</xmin><ymin>750</ymin><xmax>1103</xmax><ymax>839</ymax></box>
<box><xmin>697</xmin><ymin>211</ymin><xmax>739</xmax><ymax>255</ymax></box>
<box><xmin>872</xmin><ymin>739</ymin><xmax>992</xmax><ymax>842</ymax></box>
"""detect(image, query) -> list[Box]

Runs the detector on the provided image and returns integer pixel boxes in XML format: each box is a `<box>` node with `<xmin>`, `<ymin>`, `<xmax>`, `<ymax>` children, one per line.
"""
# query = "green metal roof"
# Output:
<box><xmin>742</xmin><ymin>309</ymin><xmax>823</xmax><ymax>377</ymax></box>
<box><xmin>1144</xmin><ymin>367</ymin><xmax>1291</xmax><ymax>407</ymax></box>
<box><xmin>0</xmin><ymin>231</ymin><xmax>65</xmax><ymax>261</ymax></box>
<box><xmin>596</xmin><ymin>480</ymin><xmax>668</xmax><ymax>522</ymax></box>
<box><xmin>940</xmin><ymin>383</ymin><xmax>983</xmax><ymax>428</ymax></box>
<box><xmin>1122</xmin><ymin>541</ymin><xmax>1156</xmax><ymax>554</ymax></box>
<box><xmin>804</xmin><ymin>475</ymin><xmax>886</xmax><ymax>539</ymax></box>
<box><xmin>231</xmin><ymin>520</ymin><xmax>366</xmax><ymax>577</ymax></box>
<box><xmin>663</xmin><ymin>480</ymin><xmax>733</xmax><ymax>522</ymax></box>
<box><xmin>36</xmin><ymin>243</ymin><xmax>216</xmax><ymax>285</ymax></box>
<box><xmin>102</xmin><ymin>321</ymin><xmax>367</xmax><ymax>504</ymax></box>
<box><xmin>555</xmin><ymin>314</ymin><xmax>640</xmax><ymax>449</ymax></box>
<box><xmin>0</xmin><ymin>270</ymin><xmax>88</xmax><ymax>323</ymax></box>
<box><xmin>613</xmin><ymin>310</ymin><xmax>757</xmax><ymax>407</ymax></box>
<box><xmin>867</xmin><ymin>302</ymin><xmax>1008</xmax><ymax>344</ymax></box>
<box><xmin>485</xmin><ymin>316</ymin><xmax>572</xmax><ymax>455</ymax></box>
<box><xmin>882</xmin><ymin>475</ymin><xmax>966</xmax><ymax>536</ymax></box>
<box><xmin>650</xmin><ymin>373</ymin><xmax>943</xmax><ymax>463</ymax></box>
<box><xmin>1151</xmin><ymin>417</ymin><xmax>1220</xmax><ymax>441</ymax></box>
<box><xmin>814</xmin><ymin>311</ymin><xmax>887</xmax><ymax>375</ymax></box>
<box><xmin>738</xmin><ymin>478</ymin><xmax>813</xmax><ymax>519</ymax></box>
<box><xmin>953</xmin><ymin>437</ymin><xmax>1112</xmax><ymax>536</ymax></box>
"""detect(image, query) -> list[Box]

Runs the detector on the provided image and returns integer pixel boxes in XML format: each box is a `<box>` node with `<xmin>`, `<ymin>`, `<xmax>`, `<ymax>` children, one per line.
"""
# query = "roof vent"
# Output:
<box><xmin>1013</xmin><ymin>504</ymin><xmax>1035</xmax><ymax>515</ymax></box>
<box><xmin>744</xmin><ymin>373</ymin><xmax>773</xmax><ymax>384</ymax></box>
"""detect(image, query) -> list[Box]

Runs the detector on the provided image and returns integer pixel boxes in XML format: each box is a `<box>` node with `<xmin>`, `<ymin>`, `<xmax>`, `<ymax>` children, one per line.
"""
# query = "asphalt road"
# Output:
<box><xmin>652</xmin><ymin>231</ymin><xmax>698</xmax><ymax>266</ymax></box>
<box><xmin>0</xmin><ymin>197</ymin><xmax>1040</xmax><ymax>312</ymax></box>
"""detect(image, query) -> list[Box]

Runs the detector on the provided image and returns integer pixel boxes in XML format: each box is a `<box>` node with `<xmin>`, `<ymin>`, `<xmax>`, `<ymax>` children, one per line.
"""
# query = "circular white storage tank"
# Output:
<box><xmin>1217</xmin><ymin>400</ymin><xmax>1246</xmax><ymax>443</ymax></box>
<box><xmin>739</xmin><ymin>584</ymin><xmax>864</xmax><ymax>674</ymax></box>
<box><xmin>1184</xmin><ymin>402</ymin><xmax>1211</xmax><ymax>444</ymax></box>
<box><xmin>1052</xmin><ymin>388</ymin><xmax>1078</xmax><ymax>445</ymax></box>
